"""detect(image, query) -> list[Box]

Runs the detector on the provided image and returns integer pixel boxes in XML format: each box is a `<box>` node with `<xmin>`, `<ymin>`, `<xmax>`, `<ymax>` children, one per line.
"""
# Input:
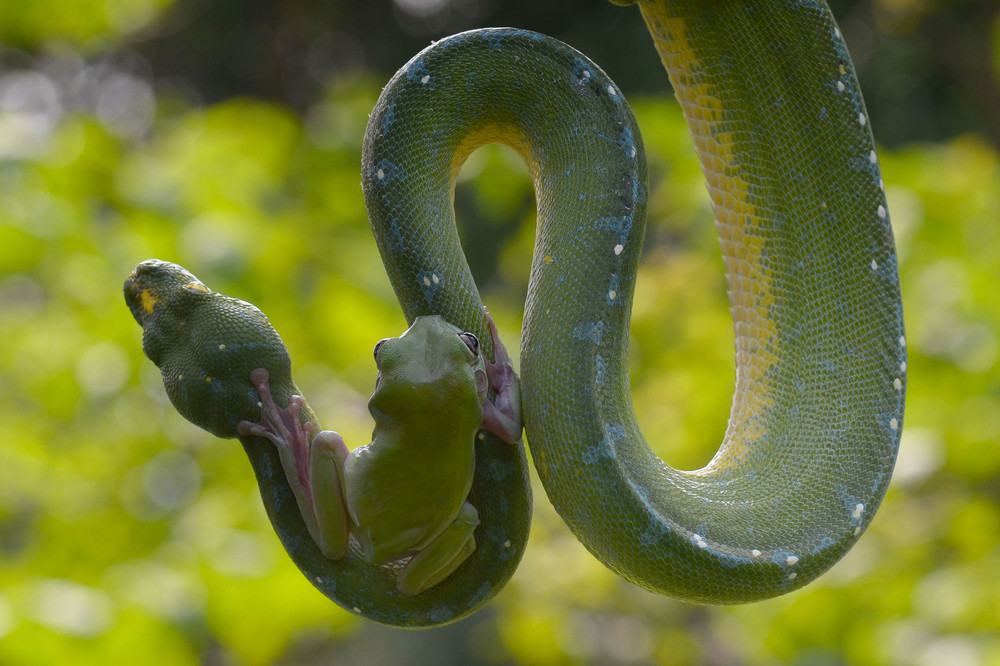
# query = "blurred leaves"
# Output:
<box><xmin>2</xmin><ymin>2</ymin><xmax>1000</xmax><ymax>666</ymax></box>
<box><xmin>0</xmin><ymin>0</ymin><xmax>174</xmax><ymax>50</ymax></box>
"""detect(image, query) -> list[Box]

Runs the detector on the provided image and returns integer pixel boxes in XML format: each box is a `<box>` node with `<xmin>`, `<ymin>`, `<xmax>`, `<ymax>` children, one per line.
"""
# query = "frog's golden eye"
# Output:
<box><xmin>459</xmin><ymin>332</ymin><xmax>479</xmax><ymax>356</ymax></box>
<box><xmin>184</xmin><ymin>281</ymin><xmax>210</xmax><ymax>294</ymax></box>
<box><xmin>373</xmin><ymin>338</ymin><xmax>390</xmax><ymax>361</ymax></box>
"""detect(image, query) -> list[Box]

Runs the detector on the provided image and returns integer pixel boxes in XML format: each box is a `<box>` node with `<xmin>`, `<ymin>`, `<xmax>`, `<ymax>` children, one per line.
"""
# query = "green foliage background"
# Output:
<box><xmin>1</xmin><ymin>0</ymin><xmax>999</xmax><ymax>664</ymax></box>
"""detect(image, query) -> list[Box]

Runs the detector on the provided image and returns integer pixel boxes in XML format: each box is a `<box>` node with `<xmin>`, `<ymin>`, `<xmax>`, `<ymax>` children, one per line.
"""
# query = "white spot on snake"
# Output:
<box><xmin>352</xmin><ymin>606</ymin><xmax>361</xmax><ymax>614</ymax></box>
<box><xmin>837</xmin><ymin>80</ymin><xmax>845</xmax><ymax>92</ymax></box>
<box><xmin>693</xmin><ymin>534</ymin><xmax>708</xmax><ymax>549</ymax></box>
<box><xmin>858</xmin><ymin>113</ymin><xmax>866</xmax><ymax>126</ymax></box>
<box><xmin>788</xmin><ymin>573</ymin><xmax>798</xmax><ymax>580</ymax></box>
<box><xmin>869</xmin><ymin>150</ymin><xmax>878</xmax><ymax>164</ymax></box>
<box><xmin>607</xmin><ymin>84</ymin><xmax>618</xmax><ymax>98</ymax></box>
<box><xmin>606</xmin><ymin>275</ymin><xmax>620</xmax><ymax>306</ymax></box>
<box><xmin>878</xmin><ymin>205</ymin><xmax>887</xmax><ymax>219</ymax></box>
<box><xmin>900</xmin><ymin>361</ymin><xmax>907</xmax><ymax>372</ymax></box>
<box><xmin>855</xmin><ymin>526</ymin><xmax>862</xmax><ymax>536</ymax></box>
<box><xmin>218</xmin><ymin>344</ymin><xmax>226</xmax><ymax>350</ymax></box>
<box><xmin>420</xmin><ymin>74</ymin><xmax>430</xmax><ymax>85</ymax></box>
<box><xmin>879</xmin><ymin>179</ymin><xmax>885</xmax><ymax>191</ymax></box>
<box><xmin>582</xmin><ymin>70</ymin><xmax>591</xmax><ymax>79</ymax></box>
<box><xmin>786</xmin><ymin>555</ymin><xmax>799</xmax><ymax>566</ymax></box>
<box><xmin>504</xmin><ymin>540</ymin><xmax>511</xmax><ymax>548</ymax></box>
<box><xmin>423</xmin><ymin>276</ymin><xmax>431</xmax><ymax>287</ymax></box>
<box><xmin>899</xmin><ymin>335</ymin><xmax>906</xmax><ymax>347</ymax></box>
<box><xmin>871</xmin><ymin>259</ymin><xmax>878</xmax><ymax>271</ymax></box>
<box><xmin>834</xmin><ymin>26</ymin><xmax>841</xmax><ymax>38</ymax></box>
<box><xmin>431</xmin><ymin>273</ymin><xmax>439</xmax><ymax>284</ymax></box>
<box><xmin>893</xmin><ymin>378</ymin><xmax>902</xmax><ymax>390</ymax></box>
<box><xmin>890</xmin><ymin>418</ymin><xmax>899</xmax><ymax>431</ymax></box>
<box><xmin>751</xmin><ymin>549</ymin><xmax>762</xmax><ymax>558</ymax></box>
<box><xmin>478</xmin><ymin>432</ymin><xmax>485</xmax><ymax>441</ymax></box>
<box><xmin>614</xmin><ymin>244</ymin><xmax>623</xmax><ymax>255</ymax></box>
<box><xmin>377</xmin><ymin>168</ymin><xmax>385</xmax><ymax>180</ymax></box>
<box><xmin>853</xmin><ymin>503</ymin><xmax>865</xmax><ymax>519</ymax></box>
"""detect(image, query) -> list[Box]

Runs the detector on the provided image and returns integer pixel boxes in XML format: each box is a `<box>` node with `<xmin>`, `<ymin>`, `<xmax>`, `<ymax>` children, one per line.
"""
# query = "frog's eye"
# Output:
<box><xmin>373</xmin><ymin>338</ymin><xmax>390</xmax><ymax>361</ymax></box>
<box><xmin>459</xmin><ymin>332</ymin><xmax>480</xmax><ymax>356</ymax></box>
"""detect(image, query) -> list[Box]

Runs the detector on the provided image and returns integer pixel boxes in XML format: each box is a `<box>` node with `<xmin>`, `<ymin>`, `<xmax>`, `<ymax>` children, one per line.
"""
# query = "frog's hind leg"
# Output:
<box><xmin>396</xmin><ymin>502</ymin><xmax>479</xmax><ymax>596</ymax></box>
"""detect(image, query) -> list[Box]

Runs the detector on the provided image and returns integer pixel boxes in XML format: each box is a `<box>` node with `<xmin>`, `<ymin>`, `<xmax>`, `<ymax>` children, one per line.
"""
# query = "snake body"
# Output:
<box><xmin>363</xmin><ymin>0</ymin><xmax>904</xmax><ymax>613</ymax></box>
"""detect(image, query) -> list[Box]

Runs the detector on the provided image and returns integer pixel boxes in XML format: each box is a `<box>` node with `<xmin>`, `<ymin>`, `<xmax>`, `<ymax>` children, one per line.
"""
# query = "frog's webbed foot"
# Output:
<box><xmin>238</xmin><ymin>368</ymin><xmax>351</xmax><ymax>559</ymax></box>
<box><xmin>238</xmin><ymin>369</ymin><xmax>313</xmax><ymax>493</ymax></box>
<box><xmin>480</xmin><ymin>308</ymin><xmax>523</xmax><ymax>444</ymax></box>
<box><xmin>238</xmin><ymin>368</ymin><xmax>320</xmax><ymax>535</ymax></box>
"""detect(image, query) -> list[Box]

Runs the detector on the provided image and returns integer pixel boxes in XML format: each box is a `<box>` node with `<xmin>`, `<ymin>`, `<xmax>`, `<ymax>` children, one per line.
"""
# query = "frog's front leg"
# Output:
<box><xmin>397</xmin><ymin>502</ymin><xmax>479</xmax><ymax>597</ymax></box>
<box><xmin>480</xmin><ymin>309</ymin><xmax>523</xmax><ymax>444</ymax></box>
<box><xmin>307</xmin><ymin>431</ymin><xmax>351</xmax><ymax>558</ymax></box>
<box><xmin>237</xmin><ymin>368</ymin><xmax>351</xmax><ymax>559</ymax></box>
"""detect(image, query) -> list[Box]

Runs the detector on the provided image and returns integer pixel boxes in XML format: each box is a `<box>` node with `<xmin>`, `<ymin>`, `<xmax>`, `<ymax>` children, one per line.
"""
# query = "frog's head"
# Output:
<box><xmin>124</xmin><ymin>259</ymin><xmax>212</xmax><ymax>327</ymax></box>
<box><xmin>370</xmin><ymin>315</ymin><xmax>488</xmax><ymax>417</ymax></box>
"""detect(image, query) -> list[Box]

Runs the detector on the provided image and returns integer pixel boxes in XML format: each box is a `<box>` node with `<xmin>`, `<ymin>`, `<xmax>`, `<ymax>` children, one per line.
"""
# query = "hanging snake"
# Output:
<box><xmin>361</xmin><ymin>0</ymin><xmax>904</xmax><ymax>620</ymax></box>
<box><xmin>127</xmin><ymin>0</ymin><xmax>905</xmax><ymax>628</ymax></box>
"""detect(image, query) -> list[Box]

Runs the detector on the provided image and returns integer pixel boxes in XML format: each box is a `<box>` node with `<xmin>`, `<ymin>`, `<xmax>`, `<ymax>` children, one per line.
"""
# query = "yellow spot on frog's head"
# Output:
<box><xmin>184</xmin><ymin>281</ymin><xmax>210</xmax><ymax>294</ymax></box>
<box><xmin>140</xmin><ymin>289</ymin><xmax>158</xmax><ymax>314</ymax></box>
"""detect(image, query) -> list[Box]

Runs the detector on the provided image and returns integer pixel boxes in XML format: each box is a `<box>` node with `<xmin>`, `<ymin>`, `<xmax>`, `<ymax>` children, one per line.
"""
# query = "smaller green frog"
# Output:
<box><xmin>124</xmin><ymin>259</ymin><xmax>522</xmax><ymax>596</ymax></box>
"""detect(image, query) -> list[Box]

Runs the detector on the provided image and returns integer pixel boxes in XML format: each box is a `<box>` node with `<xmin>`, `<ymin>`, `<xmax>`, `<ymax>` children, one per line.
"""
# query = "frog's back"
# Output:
<box><xmin>345</xmin><ymin>438</ymin><xmax>476</xmax><ymax>564</ymax></box>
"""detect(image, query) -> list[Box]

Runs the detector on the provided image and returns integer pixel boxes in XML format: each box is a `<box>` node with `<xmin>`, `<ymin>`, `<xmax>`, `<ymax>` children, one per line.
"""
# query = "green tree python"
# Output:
<box><xmin>126</xmin><ymin>0</ymin><xmax>905</xmax><ymax>628</ymax></box>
